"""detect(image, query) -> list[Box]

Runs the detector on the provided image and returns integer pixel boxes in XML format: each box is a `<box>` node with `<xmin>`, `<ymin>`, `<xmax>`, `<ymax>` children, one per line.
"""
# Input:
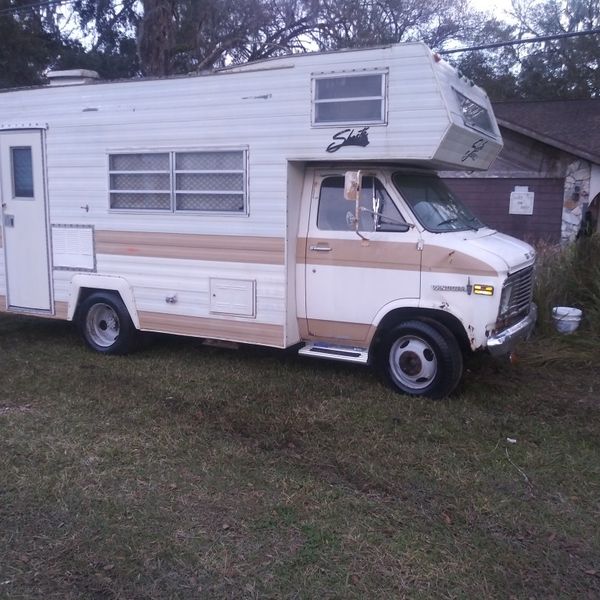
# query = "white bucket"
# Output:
<box><xmin>552</xmin><ymin>306</ymin><xmax>582</xmax><ymax>334</ymax></box>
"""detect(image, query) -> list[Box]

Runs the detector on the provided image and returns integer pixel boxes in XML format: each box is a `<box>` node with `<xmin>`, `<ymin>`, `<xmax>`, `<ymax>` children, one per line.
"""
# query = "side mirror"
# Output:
<box><xmin>344</xmin><ymin>171</ymin><xmax>362</xmax><ymax>202</ymax></box>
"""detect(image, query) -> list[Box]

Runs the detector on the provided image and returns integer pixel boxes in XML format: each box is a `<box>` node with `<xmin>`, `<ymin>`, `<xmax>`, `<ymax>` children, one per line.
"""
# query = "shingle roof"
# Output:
<box><xmin>493</xmin><ymin>99</ymin><xmax>600</xmax><ymax>164</ymax></box>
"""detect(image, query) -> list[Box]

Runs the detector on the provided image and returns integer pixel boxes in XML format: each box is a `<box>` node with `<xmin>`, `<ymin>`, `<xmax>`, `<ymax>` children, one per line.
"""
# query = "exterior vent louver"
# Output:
<box><xmin>46</xmin><ymin>69</ymin><xmax>100</xmax><ymax>86</ymax></box>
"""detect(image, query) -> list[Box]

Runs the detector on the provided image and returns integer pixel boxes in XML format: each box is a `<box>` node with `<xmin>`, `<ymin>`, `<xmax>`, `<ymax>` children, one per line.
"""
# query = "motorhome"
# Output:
<box><xmin>0</xmin><ymin>42</ymin><xmax>536</xmax><ymax>398</ymax></box>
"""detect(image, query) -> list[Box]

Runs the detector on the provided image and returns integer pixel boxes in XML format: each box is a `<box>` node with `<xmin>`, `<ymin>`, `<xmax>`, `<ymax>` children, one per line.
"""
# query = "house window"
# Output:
<box><xmin>109</xmin><ymin>150</ymin><xmax>246</xmax><ymax>213</ymax></box>
<box><xmin>313</xmin><ymin>72</ymin><xmax>386</xmax><ymax>125</ymax></box>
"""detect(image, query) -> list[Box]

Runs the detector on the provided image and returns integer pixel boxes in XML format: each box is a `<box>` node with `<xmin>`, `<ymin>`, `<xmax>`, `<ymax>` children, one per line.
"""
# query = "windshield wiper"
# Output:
<box><xmin>437</xmin><ymin>217</ymin><xmax>459</xmax><ymax>227</ymax></box>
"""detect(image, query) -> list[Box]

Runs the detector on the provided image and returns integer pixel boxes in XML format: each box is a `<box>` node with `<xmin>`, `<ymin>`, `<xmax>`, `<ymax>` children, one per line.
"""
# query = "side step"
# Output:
<box><xmin>298</xmin><ymin>342</ymin><xmax>369</xmax><ymax>365</ymax></box>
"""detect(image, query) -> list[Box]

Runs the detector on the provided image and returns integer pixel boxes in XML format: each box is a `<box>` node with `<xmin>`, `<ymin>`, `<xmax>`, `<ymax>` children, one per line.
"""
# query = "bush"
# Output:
<box><xmin>534</xmin><ymin>234</ymin><xmax>600</xmax><ymax>337</ymax></box>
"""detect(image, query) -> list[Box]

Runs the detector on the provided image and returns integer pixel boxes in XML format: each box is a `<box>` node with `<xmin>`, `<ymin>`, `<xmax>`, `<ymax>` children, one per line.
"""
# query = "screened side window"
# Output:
<box><xmin>109</xmin><ymin>150</ymin><xmax>246</xmax><ymax>213</ymax></box>
<box><xmin>317</xmin><ymin>176</ymin><xmax>407</xmax><ymax>232</ymax></box>
<box><xmin>109</xmin><ymin>153</ymin><xmax>171</xmax><ymax>210</ymax></box>
<box><xmin>175</xmin><ymin>151</ymin><xmax>245</xmax><ymax>212</ymax></box>
<box><xmin>313</xmin><ymin>73</ymin><xmax>386</xmax><ymax>125</ymax></box>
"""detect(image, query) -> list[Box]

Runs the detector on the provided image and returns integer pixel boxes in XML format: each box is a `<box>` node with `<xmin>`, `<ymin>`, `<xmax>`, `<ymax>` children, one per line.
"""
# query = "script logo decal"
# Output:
<box><xmin>462</xmin><ymin>138</ymin><xmax>488</xmax><ymax>162</ymax></box>
<box><xmin>326</xmin><ymin>127</ymin><xmax>370</xmax><ymax>153</ymax></box>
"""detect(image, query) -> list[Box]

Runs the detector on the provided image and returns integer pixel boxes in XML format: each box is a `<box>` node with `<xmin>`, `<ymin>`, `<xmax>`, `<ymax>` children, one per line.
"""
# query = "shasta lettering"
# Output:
<box><xmin>326</xmin><ymin>127</ymin><xmax>370</xmax><ymax>153</ymax></box>
<box><xmin>461</xmin><ymin>138</ymin><xmax>488</xmax><ymax>162</ymax></box>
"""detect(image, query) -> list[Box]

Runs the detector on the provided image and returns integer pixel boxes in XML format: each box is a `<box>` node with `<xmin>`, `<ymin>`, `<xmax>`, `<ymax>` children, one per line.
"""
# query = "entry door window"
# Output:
<box><xmin>11</xmin><ymin>147</ymin><xmax>34</xmax><ymax>198</ymax></box>
<box><xmin>317</xmin><ymin>176</ymin><xmax>408</xmax><ymax>232</ymax></box>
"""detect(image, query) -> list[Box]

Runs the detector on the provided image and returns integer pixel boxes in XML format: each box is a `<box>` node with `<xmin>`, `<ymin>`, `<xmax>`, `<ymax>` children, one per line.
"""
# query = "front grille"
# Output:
<box><xmin>500</xmin><ymin>266</ymin><xmax>534</xmax><ymax>326</ymax></box>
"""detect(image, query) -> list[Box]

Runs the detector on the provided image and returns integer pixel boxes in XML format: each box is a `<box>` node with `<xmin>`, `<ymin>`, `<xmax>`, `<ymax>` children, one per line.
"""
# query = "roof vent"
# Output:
<box><xmin>46</xmin><ymin>69</ymin><xmax>100</xmax><ymax>86</ymax></box>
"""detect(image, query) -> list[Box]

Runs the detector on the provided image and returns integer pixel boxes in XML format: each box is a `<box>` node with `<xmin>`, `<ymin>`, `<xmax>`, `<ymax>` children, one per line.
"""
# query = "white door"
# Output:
<box><xmin>0</xmin><ymin>130</ymin><xmax>51</xmax><ymax>311</ymax></box>
<box><xmin>303</xmin><ymin>172</ymin><xmax>421</xmax><ymax>345</ymax></box>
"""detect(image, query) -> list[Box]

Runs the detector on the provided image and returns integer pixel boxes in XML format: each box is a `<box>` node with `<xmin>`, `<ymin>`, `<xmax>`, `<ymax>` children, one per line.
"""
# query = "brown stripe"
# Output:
<box><xmin>139</xmin><ymin>311</ymin><xmax>284</xmax><ymax>347</ymax></box>
<box><xmin>96</xmin><ymin>231</ymin><xmax>285</xmax><ymax>265</ymax></box>
<box><xmin>299</xmin><ymin>237</ymin><xmax>497</xmax><ymax>276</ymax></box>
<box><xmin>299</xmin><ymin>317</ymin><xmax>375</xmax><ymax>347</ymax></box>
<box><xmin>302</xmin><ymin>238</ymin><xmax>421</xmax><ymax>271</ymax></box>
<box><xmin>422</xmin><ymin>246</ymin><xmax>498</xmax><ymax>277</ymax></box>
<box><xmin>54</xmin><ymin>301</ymin><xmax>69</xmax><ymax>320</ymax></box>
<box><xmin>0</xmin><ymin>300</ymin><xmax>67</xmax><ymax>319</ymax></box>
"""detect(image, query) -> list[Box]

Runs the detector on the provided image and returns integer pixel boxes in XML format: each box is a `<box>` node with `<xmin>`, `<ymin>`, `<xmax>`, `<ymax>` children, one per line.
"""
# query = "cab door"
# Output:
<box><xmin>303</xmin><ymin>171</ymin><xmax>421</xmax><ymax>346</ymax></box>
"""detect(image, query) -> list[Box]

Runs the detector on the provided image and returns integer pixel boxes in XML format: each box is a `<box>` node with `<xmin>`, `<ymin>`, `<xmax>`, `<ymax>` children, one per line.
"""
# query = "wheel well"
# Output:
<box><xmin>371</xmin><ymin>308</ymin><xmax>471</xmax><ymax>356</ymax></box>
<box><xmin>73</xmin><ymin>288</ymin><xmax>125</xmax><ymax>321</ymax></box>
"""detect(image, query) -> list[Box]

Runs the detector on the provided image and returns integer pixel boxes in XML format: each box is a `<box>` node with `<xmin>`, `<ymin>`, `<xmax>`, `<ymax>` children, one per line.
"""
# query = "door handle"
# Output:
<box><xmin>309</xmin><ymin>244</ymin><xmax>332</xmax><ymax>252</ymax></box>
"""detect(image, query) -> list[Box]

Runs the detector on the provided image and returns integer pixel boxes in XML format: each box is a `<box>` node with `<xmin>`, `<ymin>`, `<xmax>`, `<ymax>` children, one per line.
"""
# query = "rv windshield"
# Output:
<box><xmin>392</xmin><ymin>172</ymin><xmax>484</xmax><ymax>232</ymax></box>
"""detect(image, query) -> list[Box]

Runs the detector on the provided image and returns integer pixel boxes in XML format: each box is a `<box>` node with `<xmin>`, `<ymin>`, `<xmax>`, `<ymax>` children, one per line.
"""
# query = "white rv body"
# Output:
<box><xmin>0</xmin><ymin>42</ymin><xmax>536</xmax><ymax>397</ymax></box>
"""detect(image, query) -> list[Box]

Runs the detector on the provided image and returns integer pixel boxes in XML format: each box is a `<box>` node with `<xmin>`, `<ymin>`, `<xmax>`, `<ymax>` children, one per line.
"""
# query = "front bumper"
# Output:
<box><xmin>486</xmin><ymin>303</ymin><xmax>537</xmax><ymax>356</ymax></box>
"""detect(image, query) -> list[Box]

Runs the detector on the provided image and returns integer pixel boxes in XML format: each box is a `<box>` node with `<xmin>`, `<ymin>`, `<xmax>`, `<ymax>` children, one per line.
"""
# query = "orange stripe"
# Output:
<box><xmin>139</xmin><ymin>310</ymin><xmax>284</xmax><ymax>347</ymax></box>
<box><xmin>96</xmin><ymin>231</ymin><xmax>285</xmax><ymax>265</ymax></box>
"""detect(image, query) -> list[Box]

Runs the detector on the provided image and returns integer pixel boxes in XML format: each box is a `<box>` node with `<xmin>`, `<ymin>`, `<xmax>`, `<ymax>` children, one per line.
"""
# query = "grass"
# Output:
<box><xmin>1</xmin><ymin>311</ymin><xmax>599</xmax><ymax>599</ymax></box>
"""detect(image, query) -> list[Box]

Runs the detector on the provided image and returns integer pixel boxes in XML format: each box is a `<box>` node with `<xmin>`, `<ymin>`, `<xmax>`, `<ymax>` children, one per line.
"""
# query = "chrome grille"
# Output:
<box><xmin>503</xmin><ymin>266</ymin><xmax>534</xmax><ymax>322</ymax></box>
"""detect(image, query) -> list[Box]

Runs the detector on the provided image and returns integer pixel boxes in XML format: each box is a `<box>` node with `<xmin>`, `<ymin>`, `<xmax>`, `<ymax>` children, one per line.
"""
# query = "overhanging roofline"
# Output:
<box><xmin>497</xmin><ymin>117</ymin><xmax>600</xmax><ymax>165</ymax></box>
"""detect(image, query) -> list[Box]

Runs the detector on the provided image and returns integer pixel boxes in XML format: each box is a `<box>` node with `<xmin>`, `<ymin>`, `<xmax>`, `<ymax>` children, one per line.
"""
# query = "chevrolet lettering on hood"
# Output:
<box><xmin>432</xmin><ymin>285</ymin><xmax>468</xmax><ymax>292</ymax></box>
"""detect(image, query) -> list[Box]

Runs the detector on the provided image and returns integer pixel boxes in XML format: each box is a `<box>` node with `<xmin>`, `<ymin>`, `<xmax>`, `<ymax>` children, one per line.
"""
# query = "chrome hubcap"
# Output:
<box><xmin>86</xmin><ymin>303</ymin><xmax>120</xmax><ymax>348</ymax></box>
<box><xmin>389</xmin><ymin>335</ymin><xmax>437</xmax><ymax>390</ymax></box>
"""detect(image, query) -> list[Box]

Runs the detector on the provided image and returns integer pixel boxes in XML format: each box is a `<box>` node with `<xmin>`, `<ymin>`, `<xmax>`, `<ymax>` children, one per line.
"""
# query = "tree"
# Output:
<box><xmin>315</xmin><ymin>0</ymin><xmax>479</xmax><ymax>50</ymax></box>
<box><xmin>514</xmin><ymin>0</ymin><xmax>600</xmax><ymax>98</ymax></box>
<box><xmin>0</xmin><ymin>0</ymin><xmax>63</xmax><ymax>87</ymax></box>
<box><xmin>453</xmin><ymin>17</ymin><xmax>521</xmax><ymax>100</ymax></box>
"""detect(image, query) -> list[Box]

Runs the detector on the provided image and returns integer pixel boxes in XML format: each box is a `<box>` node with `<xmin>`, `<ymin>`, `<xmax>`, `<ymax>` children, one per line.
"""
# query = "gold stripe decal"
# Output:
<box><xmin>298</xmin><ymin>238</ymin><xmax>497</xmax><ymax>276</ymax></box>
<box><xmin>299</xmin><ymin>317</ymin><xmax>375</xmax><ymax>346</ymax></box>
<box><xmin>139</xmin><ymin>311</ymin><xmax>284</xmax><ymax>347</ymax></box>
<box><xmin>301</xmin><ymin>238</ymin><xmax>421</xmax><ymax>271</ymax></box>
<box><xmin>54</xmin><ymin>301</ymin><xmax>69</xmax><ymax>320</ymax></box>
<box><xmin>96</xmin><ymin>231</ymin><xmax>285</xmax><ymax>265</ymax></box>
<box><xmin>422</xmin><ymin>246</ymin><xmax>498</xmax><ymax>277</ymax></box>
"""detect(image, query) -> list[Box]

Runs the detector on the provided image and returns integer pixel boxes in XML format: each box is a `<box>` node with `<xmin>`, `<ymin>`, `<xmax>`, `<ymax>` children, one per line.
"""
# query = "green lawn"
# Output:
<box><xmin>1</xmin><ymin>313</ymin><xmax>599</xmax><ymax>599</ymax></box>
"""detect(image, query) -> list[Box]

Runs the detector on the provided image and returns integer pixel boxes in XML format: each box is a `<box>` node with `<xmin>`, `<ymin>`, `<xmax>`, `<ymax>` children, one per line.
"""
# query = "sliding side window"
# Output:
<box><xmin>313</xmin><ymin>72</ymin><xmax>386</xmax><ymax>126</ymax></box>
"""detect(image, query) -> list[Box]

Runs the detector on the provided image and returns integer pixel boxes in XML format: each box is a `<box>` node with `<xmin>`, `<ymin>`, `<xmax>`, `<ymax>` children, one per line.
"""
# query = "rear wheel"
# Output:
<box><xmin>379</xmin><ymin>320</ymin><xmax>463</xmax><ymax>399</ymax></box>
<box><xmin>78</xmin><ymin>292</ymin><xmax>137</xmax><ymax>355</ymax></box>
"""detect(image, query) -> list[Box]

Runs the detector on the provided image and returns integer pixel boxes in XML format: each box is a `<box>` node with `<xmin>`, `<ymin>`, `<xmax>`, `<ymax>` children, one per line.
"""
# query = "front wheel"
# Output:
<box><xmin>378</xmin><ymin>320</ymin><xmax>463</xmax><ymax>399</ymax></box>
<box><xmin>77</xmin><ymin>292</ymin><xmax>138</xmax><ymax>355</ymax></box>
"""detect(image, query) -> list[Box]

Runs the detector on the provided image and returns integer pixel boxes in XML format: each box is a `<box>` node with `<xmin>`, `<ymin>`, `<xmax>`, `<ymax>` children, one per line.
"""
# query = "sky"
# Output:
<box><xmin>470</xmin><ymin>0</ymin><xmax>518</xmax><ymax>21</ymax></box>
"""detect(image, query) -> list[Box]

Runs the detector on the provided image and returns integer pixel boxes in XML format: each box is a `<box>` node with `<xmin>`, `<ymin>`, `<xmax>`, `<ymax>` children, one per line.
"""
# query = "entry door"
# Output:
<box><xmin>303</xmin><ymin>173</ymin><xmax>422</xmax><ymax>344</ymax></box>
<box><xmin>0</xmin><ymin>130</ymin><xmax>51</xmax><ymax>311</ymax></box>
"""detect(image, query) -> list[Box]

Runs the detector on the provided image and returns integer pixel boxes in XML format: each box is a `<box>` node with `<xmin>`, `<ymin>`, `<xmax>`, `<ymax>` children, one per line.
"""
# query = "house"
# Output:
<box><xmin>441</xmin><ymin>99</ymin><xmax>600</xmax><ymax>243</ymax></box>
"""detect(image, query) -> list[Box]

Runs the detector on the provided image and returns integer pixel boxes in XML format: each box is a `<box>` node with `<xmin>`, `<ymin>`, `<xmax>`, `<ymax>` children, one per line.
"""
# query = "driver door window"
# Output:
<box><xmin>317</xmin><ymin>176</ymin><xmax>408</xmax><ymax>232</ymax></box>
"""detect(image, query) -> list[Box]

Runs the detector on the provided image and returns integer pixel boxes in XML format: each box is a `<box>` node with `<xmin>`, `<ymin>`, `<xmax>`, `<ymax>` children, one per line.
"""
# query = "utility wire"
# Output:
<box><xmin>439</xmin><ymin>28</ymin><xmax>600</xmax><ymax>54</ymax></box>
<box><xmin>0</xmin><ymin>0</ymin><xmax>74</xmax><ymax>17</ymax></box>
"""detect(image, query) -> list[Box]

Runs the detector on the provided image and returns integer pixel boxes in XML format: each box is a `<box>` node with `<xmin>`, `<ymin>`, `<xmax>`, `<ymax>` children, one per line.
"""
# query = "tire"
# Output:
<box><xmin>77</xmin><ymin>292</ymin><xmax>138</xmax><ymax>355</ymax></box>
<box><xmin>378</xmin><ymin>320</ymin><xmax>463</xmax><ymax>399</ymax></box>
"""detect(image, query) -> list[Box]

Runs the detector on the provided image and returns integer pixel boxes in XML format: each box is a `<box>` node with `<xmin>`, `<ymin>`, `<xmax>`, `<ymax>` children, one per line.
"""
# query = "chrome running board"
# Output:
<box><xmin>298</xmin><ymin>342</ymin><xmax>369</xmax><ymax>364</ymax></box>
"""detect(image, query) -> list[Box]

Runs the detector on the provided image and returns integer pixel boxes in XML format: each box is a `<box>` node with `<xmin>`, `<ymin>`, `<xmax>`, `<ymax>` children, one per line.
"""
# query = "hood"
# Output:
<box><xmin>467</xmin><ymin>230</ymin><xmax>535</xmax><ymax>273</ymax></box>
